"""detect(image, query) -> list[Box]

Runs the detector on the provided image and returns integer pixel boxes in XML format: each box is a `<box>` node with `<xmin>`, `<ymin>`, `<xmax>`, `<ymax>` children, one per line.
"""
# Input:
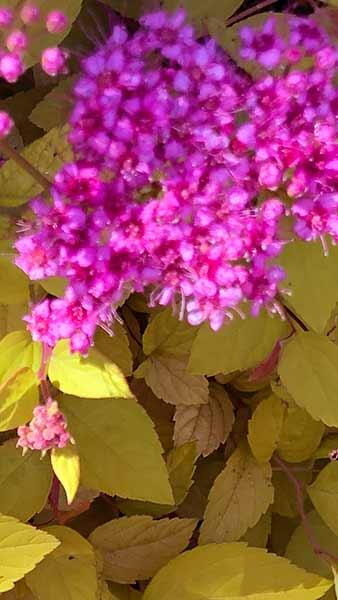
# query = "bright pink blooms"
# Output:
<box><xmin>17</xmin><ymin>398</ymin><xmax>72</xmax><ymax>452</ymax></box>
<box><xmin>0</xmin><ymin>110</ymin><xmax>13</xmax><ymax>138</ymax></box>
<box><xmin>41</xmin><ymin>47</ymin><xmax>69</xmax><ymax>76</ymax></box>
<box><xmin>15</xmin><ymin>9</ymin><xmax>338</xmax><ymax>354</ymax></box>
<box><xmin>46</xmin><ymin>10</ymin><xmax>68</xmax><ymax>34</ymax></box>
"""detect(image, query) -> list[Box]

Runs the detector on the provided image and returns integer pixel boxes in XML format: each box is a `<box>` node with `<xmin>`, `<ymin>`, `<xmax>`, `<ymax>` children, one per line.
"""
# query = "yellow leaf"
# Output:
<box><xmin>49</xmin><ymin>340</ymin><xmax>132</xmax><ymax>399</ymax></box>
<box><xmin>0</xmin><ymin>304</ymin><xmax>27</xmax><ymax>340</ymax></box>
<box><xmin>272</xmin><ymin>470</ymin><xmax>312</xmax><ymax>518</ymax></box>
<box><xmin>308</xmin><ymin>463</ymin><xmax>338</xmax><ymax>537</ymax></box>
<box><xmin>29</xmin><ymin>77</ymin><xmax>77</xmax><ymax>131</ymax></box>
<box><xmin>131</xmin><ymin>379</ymin><xmax>174</xmax><ymax>452</ymax></box>
<box><xmin>26</xmin><ymin>526</ymin><xmax>97</xmax><ymax>600</ymax></box>
<box><xmin>199</xmin><ymin>443</ymin><xmax>274</xmax><ymax>544</ymax></box>
<box><xmin>108</xmin><ymin>583</ymin><xmax>142</xmax><ymax>600</ymax></box>
<box><xmin>241</xmin><ymin>512</ymin><xmax>271</xmax><ymax>549</ymax></box>
<box><xmin>278</xmin><ymin>241</ymin><xmax>338</xmax><ymax>333</ymax></box>
<box><xmin>0</xmin><ymin>514</ymin><xmax>59</xmax><ymax>589</ymax></box>
<box><xmin>0</xmin><ymin>258</ymin><xmax>29</xmax><ymax>304</ymax></box>
<box><xmin>143</xmin><ymin>309</ymin><xmax>198</xmax><ymax>357</ymax></box>
<box><xmin>0</xmin><ymin>440</ymin><xmax>52</xmax><ymax>521</ymax></box>
<box><xmin>137</xmin><ymin>355</ymin><xmax>209</xmax><ymax>405</ymax></box>
<box><xmin>279</xmin><ymin>332</ymin><xmax>338</xmax><ymax>427</ymax></box>
<box><xmin>51</xmin><ymin>445</ymin><xmax>80</xmax><ymax>505</ymax></box>
<box><xmin>90</xmin><ymin>515</ymin><xmax>196</xmax><ymax>583</ymax></box>
<box><xmin>0</xmin><ymin>368</ymin><xmax>39</xmax><ymax>431</ymax></box>
<box><xmin>277</xmin><ymin>404</ymin><xmax>324</xmax><ymax>463</ymax></box>
<box><xmin>174</xmin><ymin>382</ymin><xmax>234</xmax><ymax>457</ymax></box>
<box><xmin>189</xmin><ymin>313</ymin><xmax>288</xmax><ymax>375</ymax></box>
<box><xmin>38</xmin><ymin>277</ymin><xmax>67</xmax><ymax>298</ymax></box>
<box><xmin>59</xmin><ymin>395</ymin><xmax>174</xmax><ymax>505</ymax></box>
<box><xmin>286</xmin><ymin>511</ymin><xmax>338</xmax><ymax>581</ymax></box>
<box><xmin>163</xmin><ymin>0</ymin><xmax>245</xmax><ymax>26</ymax></box>
<box><xmin>248</xmin><ymin>394</ymin><xmax>285</xmax><ymax>463</ymax></box>
<box><xmin>315</xmin><ymin>435</ymin><xmax>338</xmax><ymax>460</ymax></box>
<box><xmin>0</xmin><ymin>126</ymin><xmax>72</xmax><ymax>206</ymax></box>
<box><xmin>0</xmin><ymin>331</ymin><xmax>42</xmax><ymax>381</ymax></box>
<box><xmin>95</xmin><ymin>325</ymin><xmax>133</xmax><ymax>377</ymax></box>
<box><xmin>143</xmin><ymin>542</ymin><xmax>332</xmax><ymax>600</ymax></box>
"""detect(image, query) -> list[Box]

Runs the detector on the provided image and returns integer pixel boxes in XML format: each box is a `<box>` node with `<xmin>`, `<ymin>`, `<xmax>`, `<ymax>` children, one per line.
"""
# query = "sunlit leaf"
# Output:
<box><xmin>248</xmin><ymin>394</ymin><xmax>285</xmax><ymax>463</ymax></box>
<box><xmin>51</xmin><ymin>444</ymin><xmax>80</xmax><ymax>505</ymax></box>
<box><xmin>308</xmin><ymin>462</ymin><xmax>338</xmax><ymax>537</ymax></box>
<box><xmin>0</xmin><ymin>368</ymin><xmax>39</xmax><ymax>432</ymax></box>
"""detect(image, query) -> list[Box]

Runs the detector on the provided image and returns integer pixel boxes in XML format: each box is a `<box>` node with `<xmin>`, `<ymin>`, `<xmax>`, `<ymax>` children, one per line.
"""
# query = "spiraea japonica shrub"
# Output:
<box><xmin>0</xmin><ymin>0</ymin><xmax>337</xmax><ymax>598</ymax></box>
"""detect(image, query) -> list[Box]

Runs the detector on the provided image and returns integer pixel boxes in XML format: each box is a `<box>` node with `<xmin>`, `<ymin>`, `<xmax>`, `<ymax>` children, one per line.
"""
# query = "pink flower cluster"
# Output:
<box><xmin>15</xmin><ymin>9</ymin><xmax>338</xmax><ymax>354</ymax></box>
<box><xmin>17</xmin><ymin>398</ymin><xmax>72</xmax><ymax>452</ymax></box>
<box><xmin>0</xmin><ymin>2</ymin><xmax>68</xmax><ymax>82</ymax></box>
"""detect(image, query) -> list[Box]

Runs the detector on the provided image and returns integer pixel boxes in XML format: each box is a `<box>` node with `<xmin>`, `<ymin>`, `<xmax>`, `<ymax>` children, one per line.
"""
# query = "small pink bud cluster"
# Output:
<box><xmin>15</xmin><ymin>9</ymin><xmax>337</xmax><ymax>354</ymax></box>
<box><xmin>17</xmin><ymin>398</ymin><xmax>72</xmax><ymax>452</ymax></box>
<box><xmin>0</xmin><ymin>2</ymin><xmax>69</xmax><ymax>82</ymax></box>
<box><xmin>0</xmin><ymin>110</ymin><xmax>13</xmax><ymax>138</ymax></box>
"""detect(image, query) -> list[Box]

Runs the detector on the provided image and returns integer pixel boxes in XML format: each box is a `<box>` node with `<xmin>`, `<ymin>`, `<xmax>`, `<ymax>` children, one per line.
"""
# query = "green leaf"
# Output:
<box><xmin>0</xmin><ymin>126</ymin><xmax>72</xmax><ymax>206</ymax></box>
<box><xmin>189</xmin><ymin>313</ymin><xmax>288</xmax><ymax>375</ymax></box>
<box><xmin>272</xmin><ymin>470</ymin><xmax>312</xmax><ymax>518</ymax></box>
<box><xmin>59</xmin><ymin>395</ymin><xmax>174</xmax><ymax>504</ymax></box>
<box><xmin>0</xmin><ymin>304</ymin><xmax>27</xmax><ymax>341</ymax></box>
<box><xmin>248</xmin><ymin>394</ymin><xmax>285</xmax><ymax>463</ymax></box>
<box><xmin>136</xmin><ymin>356</ymin><xmax>209</xmax><ymax>405</ymax></box>
<box><xmin>90</xmin><ymin>515</ymin><xmax>196</xmax><ymax>583</ymax></box>
<box><xmin>315</xmin><ymin>435</ymin><xmax>338</xmax><ymax>460</ymax></box>
<box><xmin>166</xmin><ymin>442</ymin><xmax>197</xmax><ymax>506</ymax></box>
<box><xmin>277</xmin><ymin>404</ymin><xmax>324</xmax><ymax>463</ymax></box>
<box><xmin>6</xmin><ymin>0</ymin><xmax>83</xmax><ymax>69</ymax></box>
<box><xmin>308</xmin><ymin>462</ymin><xmax>338</xmax><ymax>537</ymax></box>
<box><xmin>131</xmin><ymin>379</ymin><xmax>174</xmax><ymax>453</ymax></box>
<box><xmin>95</xmin><ymin>324</ymin><xmax>133</xmax><ymax>377</ymax></box>
<box><xmin>199</xmin><ymin>443</ymin><xmax>274</xmax><ymax>544</ymax></box>
<box><xmin>51</xmin><ymin>444</ymin><xmax>80</xmax><ymax>505</ymax></box>
<box><xmin>0</xmin><ymin>440</ymin><xmax>52</xmax><ymax>521</ymax></box>
<box><xmin>278</xmin><ymin>241</ymin><xmax>338</xmax><ymax>333</ymax></box>
<box><xmin>0</xmin><ymin>367</ymin><xmax>39</xmax><ymax>432</ymax></box>
<box><xmin>29</xmin><ymin>77</ymin><xmax>76</xmax><ymax>131</ymax></box>
<box><xmin>241</xmin><ymin>512</ymin><xmax>271</xmax><ymax>549</ymax></box>
<box><xmin>286</xmin><ymin>510</ymin><xmax>338</xmax><ymax>581</ymax></box>
<box><xmin>0</xmin><ymin>331</ymin><xmax>41</xmax><ymax>381</ymax></box>
<box><xmin>143</xmin><ymin>542</ymin><xmax>332</xmax><ymax>600</ymax></box>
<box><xmin>278</xmin><ymin>332</ymin><xmax>338</xmax><ymax>427</ymax></box>
<box><xmin>49</xmin><ymin>340</ymin><xmax>132</xmax><ymax>399</ymax></box>
<box><xmin>38</xmin><ymin>277</ymin><xmax>67</xmax><ymax>298</ymax></box>
<box><xmin>174</xmin><ymin>382</ymin><xmax>234</xmax><ymax>457</ymax></box>
<box><xmin>26</xmin><ymin>526</ymin><xmax>97</xmax><ymax>600</ymax></box>
<box><xmin>0</xmin><ymin>514</ymin><xmax>59</xmax><ymax>592</ymax></box>
<box><xmin>162</xmin><ymin>0</ymin><xmax>245</xmax><ymax>26</ymax></box>
<box><xmin>0</xmin><ymin>258</ymin><xmax>29</xmax><ymax>305</ymax></box>
<box><xmin>143</xmin><ymin>309</ymin><xmax>198</xmax><ymax>358</ymax></box>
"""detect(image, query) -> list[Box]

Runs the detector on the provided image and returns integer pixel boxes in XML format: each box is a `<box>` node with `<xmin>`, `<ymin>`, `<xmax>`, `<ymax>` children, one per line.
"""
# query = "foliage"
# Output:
<box><xmin>0</xmin><ymin>1</ymin><xmax>337</xmax><ymax>599</ymax></box>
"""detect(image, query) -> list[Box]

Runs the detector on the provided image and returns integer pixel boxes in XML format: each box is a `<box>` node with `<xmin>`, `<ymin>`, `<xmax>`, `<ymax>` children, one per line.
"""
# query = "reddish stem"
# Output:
<box><xmin>226</xmin><ymin>0</ymin><xmax>278</xmax><ymax>26</ymax></box>
<box><xmin>38</xmin><ymin>343</ymin><xmax>53</xmax><ymax>403</ymax></box>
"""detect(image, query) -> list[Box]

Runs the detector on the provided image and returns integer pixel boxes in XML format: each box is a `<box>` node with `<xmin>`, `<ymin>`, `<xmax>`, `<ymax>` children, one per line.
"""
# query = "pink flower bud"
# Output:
<box><xmin>0</xmin><ymin>111</ymin><xmax>13</xmax><ymax>138</ymax></box>
<box><xmin>17</xmin><ymin>398</ymin><xmax>72</xmax><ymax>452</ymax></box>
<box><xmin>0</xmin><ymin>7</ymin><xmax>13</xmax><ymax>28</ymax></box>
<box><xmin>46</xmin><ymin>10</ymin><xmax>68</xmax><ymax>34</ymax></box>
<box><xmin>0</xmin><ymin>53</ymin><xmax>24</xmax><ymax>83</ymax></box>
<box><xmin>6</xmin><ymin>30</ymin><xmax>28</xmax><ymax>54</ymax></box>
<box><xmin>41</xmin><ymin>47</ymin><xmax>69</xmax><ymax>77</ymax></box>
<box><xmin>20</xmin><ymin>2</ymin><xmax>40</xmax><ymax>24</ymax></box>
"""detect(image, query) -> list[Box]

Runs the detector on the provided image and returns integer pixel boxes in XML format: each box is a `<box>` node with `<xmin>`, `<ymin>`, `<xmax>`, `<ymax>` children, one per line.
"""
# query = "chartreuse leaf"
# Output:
<box><xmin>131</xmin><ymin>379</ymin><xmax>174</xmax><ymax>452</ymax></box>
<box><xmin>29</xmin><ymin>77</ymin><xmax>76</xmax><ymax>131</ymax></box>
<box><xmin>174</xmin><ymin>382</ymin><xmax>234</xmax><ymax>457</ymax></box>
<box><xmin>189</xmin><ymin>313</ymin><xmax>288</xmax><ymax>375</ymax></box>
<box><xmin>0</xmin><ymin>331</ymin><xmax>41</xmax><ymax>381</ymax></box>
<box><xmin>117</xmin><ymin>441</ymin><xmax>197</xmax><ymax>517</ymax></box>
<box><xmin>279</xmin><ymin>241</ymin><xmax>338</xmax><ymax>333</ymax></box>
<box><xmin>0</xmin><ymin>126</ymin><xmax>72</xmax><ymax>206</ymax></box>
<box><xmin>241</xmin><ymin>512</ymin><xmax>271</xmax><ymax>549</ymax></box>
<box><xmin>95</xmin><ymin>324</ymin><xmax>133</xmax><ymax>376</ymax></box>
<box><xmin>0</xmin><ymin>367</ymin><xmax>39</xmax><ymax>432</ymax></box>
<box><xmin>143</xmin><ymin>542</ymin><xmax>332</xmax><ymax>600</ymax></box>
<box><xmin>90</xmin><ymin>515</ymin><xmax>196</xmax><ymax>583</ymax></box>
<box><xmin>143</xmin><ymin>308</ymin><xmax>198</xmax><ymax>357</ymax></box>
<box><xmin>199</xmin><ymin>443</ymin><xmax>274</xmax><ymax>544</ymax></box>
<box><xmin>0</xmin><ymin>514</ymin><xmax>59</xmax><ymax>592</ymax></box>
<box><xmin>51</xmin><ymin>444</ymin><xmax>80</xmax><ymax>505</ymax></box>
<box><xmin>59</xmin><ymin>395</ymin><xmax>174</xmax><ymax>504</ymax></box>
<box><xmin>278</xmin><ymin>332</ymin><xmax>338</xmax><ymax>427</ymax></box>
<box><xmin>248</xmin><ymin>394</ymin><xmax>285</xmax><ymax>463</ymax></box>
<box><xmin>286</xmin><ymin>511</ymin><xmax>338</xmax><ymax>583</ymax></box>
<box><xmin>136</xmin><ymin>355</ymin><xmax>209</xmax><ymax>405</ymax></box>
<box><xmin>49</xmin><ymin>340</ymin><xmax>132</xmax><ymax>399</ymax></box>
<box><xmin>277</xmin><ymin>404</ymin><xmax>324</xmax><ymax>463</ymax></box>
<box><xmin>163</xmin><ymin>0</ymin><xmax>245</xmax><ymax>26</ymax></box>
<box><xmin>308</xmin><ymin>462</ymin><xmax>338</xmax><ymax>537</ymax></box>
<box><xmin>0</xmin><ymin>440</ymin><xmax>52</xmax><ymax>521</ymax></box>
<box><xmin>26</xmin><ymin>526</ymin><xmax>97</xmax><ymax>600</ymax></box>
<box><xmin>6</xmin><ymin>0</ymin><xmax>82</xmax><ymax>69</ymax></box>
<box><xmin>0</xmin><ymin>258</ymin><xmax>29</xmax><ymax>305</ymax></box>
